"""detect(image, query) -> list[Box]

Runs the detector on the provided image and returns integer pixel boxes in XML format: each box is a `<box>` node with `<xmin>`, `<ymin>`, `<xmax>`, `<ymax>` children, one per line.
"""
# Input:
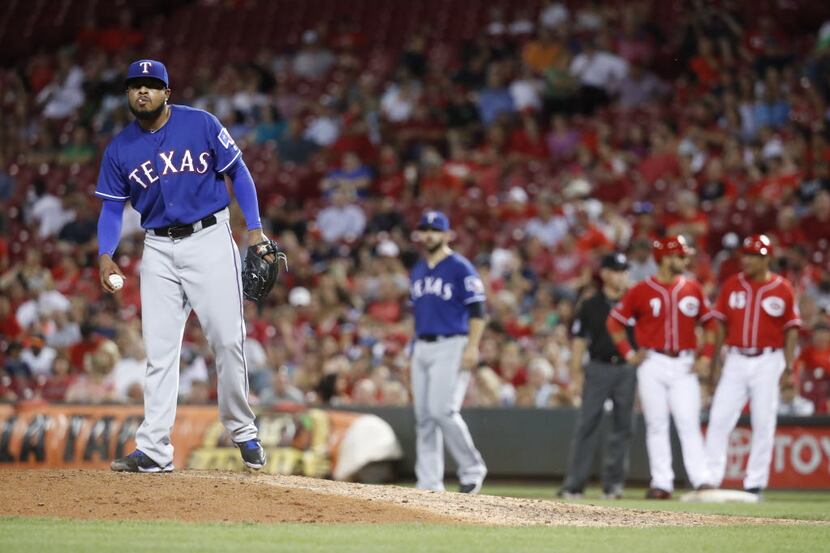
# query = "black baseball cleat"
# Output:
<box><xmin>556</xmin><ymin>488</ymin><xmax>585</xmax><ymax>499</ymax></box>
<box><xmin>602</xmin><ymin>485</ymin><xmax>624</xmax><ymax>500</ymax></box>
<box><xmin>235</xmin><ymin>438</ymin><xmax>267</xmax><ymax>469</ymax></box>
<box><xmin>645</xmin><ymin>487</ymin><xmax>672</xmax><ymax>500</ymax></box>
<box><xmin>111</xmin><ymin>450</ymin><xmax>174</xmax><ymax>473</ymax></box>
<box><xmin>458</xmin><ymin>481</ymin><xmax>483</xmax><ymax>494</ymax></box>
<box><xmin>745</xmin><ymin>487</ymin><xmax>764</xmax><ymax>500</ymax></box>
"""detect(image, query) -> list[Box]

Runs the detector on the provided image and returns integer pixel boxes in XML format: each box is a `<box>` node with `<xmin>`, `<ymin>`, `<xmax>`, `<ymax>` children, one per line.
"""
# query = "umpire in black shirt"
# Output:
<box><xmin>558</xmin><ymin>253</ymin><xmax>637</xmax><ymax>499</ymax></box>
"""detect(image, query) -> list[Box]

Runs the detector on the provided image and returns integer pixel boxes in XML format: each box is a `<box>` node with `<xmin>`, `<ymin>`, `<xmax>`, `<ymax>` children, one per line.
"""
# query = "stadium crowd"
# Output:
<box><xmin>1</xmin><ymin>1</ymin><xmax>830</xmax><ymax>415</ymax></box>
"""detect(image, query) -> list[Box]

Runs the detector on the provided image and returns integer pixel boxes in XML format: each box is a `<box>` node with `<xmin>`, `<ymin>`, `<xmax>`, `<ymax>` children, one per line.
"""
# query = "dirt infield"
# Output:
<box><xmin>0</xmin><ymin>470</ymin><xmax>817</xmax><ymax>527</ymax></box>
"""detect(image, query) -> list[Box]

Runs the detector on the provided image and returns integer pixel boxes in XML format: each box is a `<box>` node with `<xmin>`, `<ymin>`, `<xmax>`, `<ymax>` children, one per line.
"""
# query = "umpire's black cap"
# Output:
<box><xmin>601</xmin><ymin>252</ymin><xmax>629</xmax><ymax>271</ymax></box>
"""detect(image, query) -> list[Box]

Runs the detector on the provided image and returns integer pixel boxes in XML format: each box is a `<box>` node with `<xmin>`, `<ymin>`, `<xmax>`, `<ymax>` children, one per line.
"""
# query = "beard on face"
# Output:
<box><xmin>425</xmin><ymin>240</ymin><xmax>444</xmax><ymax>254</ymax></box>
<box><xmin>129</xmin><ymin>100</ymin><xmax>166</xmax><ymax>121</ymax></box>
<box><xmin>667</xmin><ymin>258</ymin><xmax>685</xmax><ymax>275</ymax></box>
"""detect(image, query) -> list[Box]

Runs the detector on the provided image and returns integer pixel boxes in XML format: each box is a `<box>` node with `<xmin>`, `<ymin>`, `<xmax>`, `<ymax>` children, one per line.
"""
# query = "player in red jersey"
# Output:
<box><xmin>607</xmin><ymin>236</ymin><xmax>715</xmax><ymax>498</ymax></box>
<box><xmin>705</xmin><ymin>235</ymin><xmax>802</xmax><ymax>495</ymax></box>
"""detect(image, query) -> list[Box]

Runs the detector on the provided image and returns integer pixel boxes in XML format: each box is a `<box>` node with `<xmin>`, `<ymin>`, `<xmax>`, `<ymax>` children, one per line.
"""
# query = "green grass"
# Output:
<box><xmin>2</xmin><ymin>485</ymin><xmax>828</xmax><ymax>552</ymax></box>
<box><xmin>0</xmin><ymin>518</ymin><xmax>828</xmax><ymax>553</ymax></box>
<box><xmin>483</xmin><ymin>483</ymin><xmax>830</xmax><ymax>521</ymax></box>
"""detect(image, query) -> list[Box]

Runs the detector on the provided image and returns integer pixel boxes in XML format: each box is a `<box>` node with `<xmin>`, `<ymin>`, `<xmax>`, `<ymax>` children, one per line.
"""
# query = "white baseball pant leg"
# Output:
<box><xmin>704</xmin><ymin>352</ymin><xmax>749</xmax><ymax>487</ymax></box>
<box><xmin>412</xmin><ymin>336</ymin><xmax>486</xmax><ymax>491</ymax></box>
<box><xmin>638</xmin><ymin>352</ymin><xmax>711</xmax><ymax>491</ymax></box>
<box><xmin>745</xmin><ymin>350</ymin><xmax>786</xmax><ymax>489</ymax></box>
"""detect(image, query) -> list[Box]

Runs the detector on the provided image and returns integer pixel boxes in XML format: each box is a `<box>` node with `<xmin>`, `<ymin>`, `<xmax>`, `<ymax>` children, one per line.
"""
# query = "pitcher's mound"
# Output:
<box><xmin>0</xmin><ymin>470</ymin><xmax>807</xmax><ymax>527</ymax></box>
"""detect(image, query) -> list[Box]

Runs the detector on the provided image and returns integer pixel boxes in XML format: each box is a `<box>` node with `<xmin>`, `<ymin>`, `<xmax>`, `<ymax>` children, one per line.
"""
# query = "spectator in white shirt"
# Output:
<box><xmin>27</xmin><ymin>179</ymin><xmax>76</xmax><ymax>239</ymax></box>
<box><xmin>260</xmin><ymin>366</ymin><xmax>305</xmax><ymax>406</ymax></box>
<box><xmin>111</xmin><ymin>328</ymin><xmax>147</xmax><ymax>402</ymax></box>
<box><xmin>304</xmin><ymin>101</ymin><xmax>340</xmax><ymax>146</ymax></box>
<box><xmin>626</xmin><ymin>238</ymin><xmax>658</xmax><ymax>282</ymax></box>
<box><xmin>315</xmin><ymin>188</ymin><xmax>367</xmax><ymax>243</ymax></box>
<box><xmin>36</xmin><ymin>54</ymin><xmax>85</xmax><ymax>119</ymax></box>
<box><xmin>380</xmin><ymin>80</ymin><xmax>421</xmax><ymax>123</ymax></box>
<box><xmin>569</xmin><ymin>40</ymin><xmax>628</xmax><ymax>114</ymax></box>
<box><xmin>20</xmin><ymin>335</ymin><xmax>56</xmax><ymax>377</ymax></box>
<box><xmin>525</xmin><ymin>201</ymin><xmax>569</xmax><ymax>248</ymax></box>
<box><xmin>539</xmin><ymin>1</ymin><xmax>569</xmax><ymax>29</ymax></box>
<box><xmin>293</xmin><ymin>30</ymin><xmax>335</xmax><ymax>80</ymax></box>
<box><xmin>509</xmin><ymin>66</ymin><xmax>544</xmax><ymax>112</ymax></box>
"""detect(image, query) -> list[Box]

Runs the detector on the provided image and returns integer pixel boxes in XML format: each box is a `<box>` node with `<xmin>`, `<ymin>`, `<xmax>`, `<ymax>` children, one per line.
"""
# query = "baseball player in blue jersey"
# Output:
<box><xmin>410</xmin><ymin>211</ymin><xmax>487</xmax><ymax>493</ymax></box>
<box><xmin>97</xmin><ymin>59</ymin><xmax>269</xmax><ymax>472</ymax></box>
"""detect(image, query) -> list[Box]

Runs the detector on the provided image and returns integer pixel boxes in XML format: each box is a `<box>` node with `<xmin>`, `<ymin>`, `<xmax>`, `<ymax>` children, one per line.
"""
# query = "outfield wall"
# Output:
<box><xmin>1</xmin><ymin>402</ymin><xmax>827</xmax><ymax>489</ymax></box>
<box><xmin>337</xmin><ymin>406</ymin><xmax>830</xmax><ymax>490</ymax></box>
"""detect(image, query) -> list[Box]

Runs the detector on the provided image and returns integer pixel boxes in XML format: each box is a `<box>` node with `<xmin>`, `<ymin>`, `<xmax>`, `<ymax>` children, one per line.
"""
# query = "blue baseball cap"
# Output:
<box><xmin>417</xmin><ymin>210</ymin><xmax>450</xmax><ymax>231</ymax></box>
<box><xmin>125</xmin><ymin>59</ymin><xmax>169</xmax><ymax>88</ymax></box>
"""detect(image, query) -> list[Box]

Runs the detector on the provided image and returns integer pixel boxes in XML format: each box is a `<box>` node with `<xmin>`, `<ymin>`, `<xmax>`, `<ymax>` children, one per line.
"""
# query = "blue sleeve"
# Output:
<box><xmin>97</xmin><ymin>199</ymin><xmax>126</xmax><ymax>257</ymax></box>
<box><xmin>94</xmin><ymin>144</ymin><xmax>130</xmax><ymax>201</ymax></box>
<box><xmin>205</xmin><ymin>112</ymin><xmax>242</xmax><ymax>174</ymax></box>
<box><xmin>225</xmin><ymin>158</ymin><xmax>263</xmax><ymax>231</ymax></box>
<box><xmin>457</xmin><ymin>260</ymin><xmax>486</xmax><ymax>305</ymax></box>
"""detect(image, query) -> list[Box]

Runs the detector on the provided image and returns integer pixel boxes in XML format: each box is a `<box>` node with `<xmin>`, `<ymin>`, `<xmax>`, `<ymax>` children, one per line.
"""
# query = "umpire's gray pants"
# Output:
<box><xmin>562</xmin><ymin>360</ymin><xmax>637</xmax><ymax>492</ymax></box>
<box><xmin>412</xmin><ymin>336</ymin><xmax>486</xmax><ymax>490</ymax></box>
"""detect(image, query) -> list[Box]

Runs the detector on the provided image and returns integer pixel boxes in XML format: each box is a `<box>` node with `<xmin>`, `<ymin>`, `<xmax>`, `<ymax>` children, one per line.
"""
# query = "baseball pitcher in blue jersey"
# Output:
<box><xmin>410</xmin><ymin>211</ymin><xmax>487</xmax><ymax>493</ymax></box>
<box><xmin>97</xmin><ymin>59</ymin><xmax>269</xmax><ymax>472</ymax></box>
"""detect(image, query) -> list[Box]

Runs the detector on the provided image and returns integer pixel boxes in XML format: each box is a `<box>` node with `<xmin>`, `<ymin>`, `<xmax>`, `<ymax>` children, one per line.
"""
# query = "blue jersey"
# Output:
<box><xmin>94</xmin><ymin>104</ymin><xmax>241</xmax><ymax>229</ymax></box>
<box><xmin>410</xmin><ymin>252</ymin><xmax>486</xmax><ymax>337</ymax></box>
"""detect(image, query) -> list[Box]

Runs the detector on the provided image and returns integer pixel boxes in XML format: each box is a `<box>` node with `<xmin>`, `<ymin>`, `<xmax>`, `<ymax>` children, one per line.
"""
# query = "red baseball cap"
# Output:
<box><xmin>652</xmin><ymin>235</ymin><xmax>692</xmax><ymax>263</ymax></box>
<box><xmin>741</xmin><ymin>234</ymin><xmax>773</xmax><ymax>256</ymax></box>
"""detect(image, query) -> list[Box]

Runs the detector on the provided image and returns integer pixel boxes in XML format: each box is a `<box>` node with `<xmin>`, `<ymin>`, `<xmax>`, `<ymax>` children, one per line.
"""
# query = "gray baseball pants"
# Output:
<box><xmin>136</xmin><ymin>208</ymin><xmax>258</xmax><ymax>467</ymax></box>
<box><xmin>411</xmin><ymin>336</ymin><xmax>486</xmax><ymax>490</ymax></box>
<box><xmin>562</xmin><ymin>360</ymin><xmax>637</xmax><ymax>492</ymax></box>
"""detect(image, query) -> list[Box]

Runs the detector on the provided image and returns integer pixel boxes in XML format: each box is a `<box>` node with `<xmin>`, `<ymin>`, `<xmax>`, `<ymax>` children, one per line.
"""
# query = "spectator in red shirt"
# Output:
<box><xmin>800</xmin><ymin>190</ymin><xmax>830</xmax><ymax>251</ymax></box>
<box><xmin>795</xmin><ymin>323</ymin><xmax>830</xmax><ymax>414</ymax></box>
<box><xmin>508</xmin><ymin>112</ymin><xmax>548</xmax><ymax>161</ymax></box>
<box><xmin>711</xmin><ymin>233</ymin><xmax>742</xmax><ymax>284</ymax></box>
<box><xmin>749</xmin><ymin>154</ymin><xmax>800</xmax><ymax>203</ymax></box>
<box><xmin>770</xmin><ymin>205</ymin><xmax>807</xmax><ymax>250</ymax></box>
<box><xmin>663</xmin><ymin>190</ymin><xmax>709</xmax><ymax>252</ymax></box>
<box><xmin>496</xmin><ymin>342</ymin><xmax>527</xmax><ymax>390</ymax></box>
<box><xmin>689</xmin><ymin>37</ymin><xmax>722</xmax><ymax>90</ymax></box>
<box><xmin>0</xmin><ymin>297</ymin><xmax>22</xmax><ymax>340</ymax></box>
<box><xmin>68</xmin><ymin>323</ymin><xmax>103</xmax><ymax>373</ymax></box>
<box><xmin>374</xmin><ymin>145</ymin><xmax>408</xmax><ymax>199</ymax></box>
<box><xmin>37</xmin><ymin>354</ymin><xmax>75</xmax><ymax>402</ymax></box>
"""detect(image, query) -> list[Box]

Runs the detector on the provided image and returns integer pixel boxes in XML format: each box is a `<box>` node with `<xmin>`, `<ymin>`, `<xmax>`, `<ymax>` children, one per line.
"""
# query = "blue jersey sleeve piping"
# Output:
<box><xmin>217</xmin><ymin>149</ymin><xmax>242</xmax><ymax>174</ymax></box>
<box><xmin>94</xmin><ymin>191</ymin><xmax>130</xmax><ymax>201</ymax></box>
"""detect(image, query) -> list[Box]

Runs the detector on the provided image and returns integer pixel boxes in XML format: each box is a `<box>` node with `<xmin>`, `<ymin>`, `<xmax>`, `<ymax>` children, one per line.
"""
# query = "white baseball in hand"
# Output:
<box><xmin>108</xmin><ymin>274</ymin><xmax>124</xmax><ymax>290</ymax></box>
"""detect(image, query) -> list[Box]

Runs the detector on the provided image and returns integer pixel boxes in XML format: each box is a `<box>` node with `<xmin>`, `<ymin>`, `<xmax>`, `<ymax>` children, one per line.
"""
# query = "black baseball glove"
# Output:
<box><xmin>241</xmin><ymin>239</ymin><xmax>288</xmax><ymax>303</ymax></box>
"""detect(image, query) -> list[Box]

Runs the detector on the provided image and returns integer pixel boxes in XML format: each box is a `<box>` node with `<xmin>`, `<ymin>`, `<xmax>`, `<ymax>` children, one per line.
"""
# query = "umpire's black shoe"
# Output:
<box><xmin>111</xmin><ymin>450</ymin><xmax>174</xmax><ymax>473</ymax></box>
<box><xmin>458</xmin><ymin>481</ymin><xmax>483</xmax><ymax>494</ymax></box>
<box><xmin>235</xmin><ymin>438</ymin><xmax>267</xmax><ymax>469</ymax></box>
